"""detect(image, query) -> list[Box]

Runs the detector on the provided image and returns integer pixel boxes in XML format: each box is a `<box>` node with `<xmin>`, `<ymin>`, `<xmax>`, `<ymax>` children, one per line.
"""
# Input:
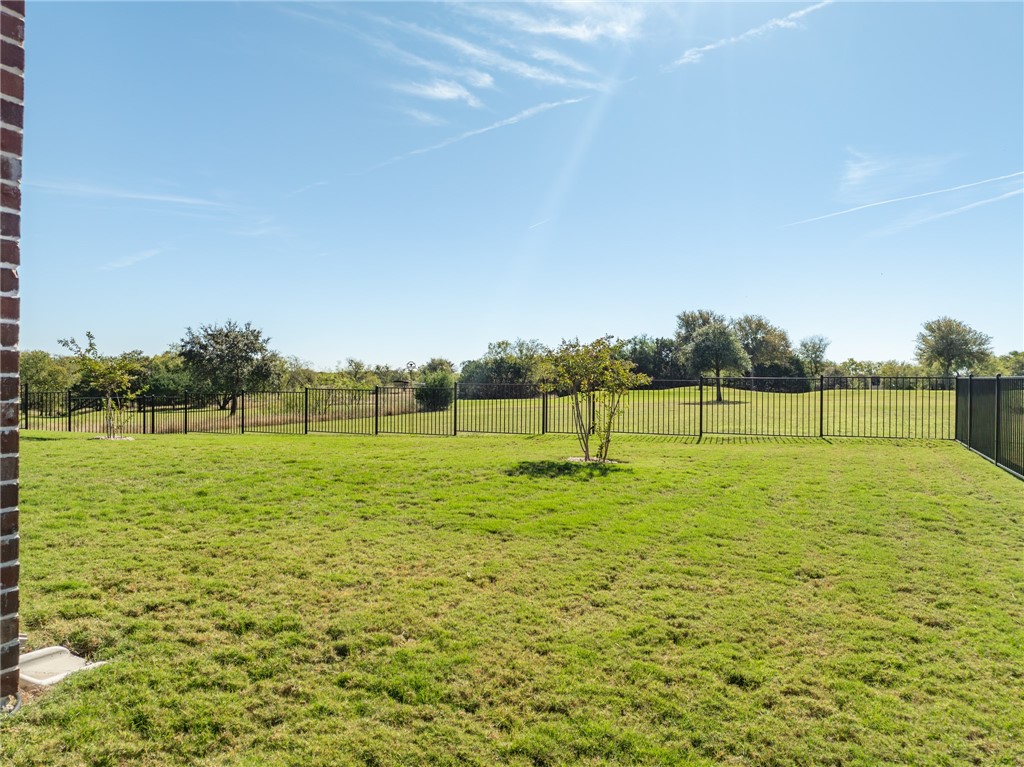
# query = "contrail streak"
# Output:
<box><xmin>784</xmin><ymin>171</ymin><xmax>1024</xmax><ymax>227</ymax></box>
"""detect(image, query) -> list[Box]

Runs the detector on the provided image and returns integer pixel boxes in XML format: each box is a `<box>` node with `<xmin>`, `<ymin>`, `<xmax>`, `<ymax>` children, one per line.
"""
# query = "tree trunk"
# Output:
<box><xmin>715</xmin><ymin>368</ymin><xmax>723</xmax><ymax>402</ymax></box>
<box><xmin>229</xmin><ymin>394</ymin><xmax>237</xmax><ymax>416</ymax></box>
<box><xmin>104</xmin><ymin>393</ymin><xmax>114</xmax><ymax>439</ymax></box>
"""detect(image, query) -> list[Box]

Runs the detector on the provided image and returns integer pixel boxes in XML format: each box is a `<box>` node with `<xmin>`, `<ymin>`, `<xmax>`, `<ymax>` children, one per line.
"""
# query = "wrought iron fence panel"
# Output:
<box><xmin>377</xmin><ymin>386</ymin><xmax>452</xmax><ymax>436</ymax></box>
<box><xmin>822</xmin><ymin>376</ymin><xmax>954</xmax><ymax>439</ymax></box>
<box><xmin>307</xmin><ymin>388</ymin><xmax>375</xmax><ymax>435</ymax></box>
<box><xmin>455</xmin><ymin>383</ymin><xmax>543</xmax><ymax>434</ymax></box>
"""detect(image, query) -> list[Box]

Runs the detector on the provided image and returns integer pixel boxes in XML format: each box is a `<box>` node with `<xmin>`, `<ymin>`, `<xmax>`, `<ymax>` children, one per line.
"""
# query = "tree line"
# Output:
<box><xmin>21</xmin><ymin>314</ymin><xmax>1020</xmax><ymax>410</ymax></box>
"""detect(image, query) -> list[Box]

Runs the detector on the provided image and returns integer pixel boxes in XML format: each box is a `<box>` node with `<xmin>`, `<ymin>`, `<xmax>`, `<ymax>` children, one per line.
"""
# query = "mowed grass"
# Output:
<box><xmin>3</xmin><ymin>432</ymin><xmax>1022</xmax><ymax>766</ymax></box>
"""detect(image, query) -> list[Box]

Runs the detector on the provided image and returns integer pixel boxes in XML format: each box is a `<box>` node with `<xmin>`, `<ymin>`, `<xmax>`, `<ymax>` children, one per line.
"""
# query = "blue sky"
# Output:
<box><xmin>20</xmin><ymin>1</ymin><xmax>1024</xmax><ymax>369</ymax></box>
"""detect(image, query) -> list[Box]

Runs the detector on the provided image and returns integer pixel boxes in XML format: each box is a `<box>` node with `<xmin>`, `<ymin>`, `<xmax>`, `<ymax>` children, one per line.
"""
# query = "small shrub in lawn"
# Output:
<box><xmin>414</xmin><ymin>370</ymin><xmax>455</xmax><ymax>411</ymax></box>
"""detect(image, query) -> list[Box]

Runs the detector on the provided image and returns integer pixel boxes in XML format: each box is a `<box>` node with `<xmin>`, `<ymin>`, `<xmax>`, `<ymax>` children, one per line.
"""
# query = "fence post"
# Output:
<box><xmin>184</xmin><ymin>391</ymin><xmax>189</xmax><ymax>435</ymax></box>
<box><xmin>967</xmin><ymin>375</ymin><xmax>973</xmax><ymax>450</ymax></box>
<box><xmin>953</xmin><ymin>374</ymin><xmax>959</xmax><ymax>441</ymax></box>
<box><xmin>150</xmin><ymin>396</ymin><xmax>155</xmax><ymax>435</ymax></box>
<box><xmin>241</xmin><ymin>391</ymin><xmax>245</xmax><ymax>434</ymax></box>
<box><xmin>304</xmin><ymin>388</ymin><xmax>309</xmax><ymax>435</ymax></box>
<box><xmin>994</xmin><ymin>374</ymin><xmax>1001</xmax><ymax>468</ymax></box>
<box><xmin>819</xmin><ymin>375</ymin><xmax>824</xmax><ymax>438</ymax></box>
<box><xmin>541</xmin><ymin>389</ymin><xmax>548</xmax><ymax>435</ymax></box>
<box><xmin>452</xmin><ymin>383</ymin><xmax>458</xmax><ymax>436</ymax></box>
<box><xmin>67</xmin><ymin>390</ymin><xmax>72</xmax><ymax>432</ymax></box>
<box><xmin>696</xmin><ymin>377</ymin><xmax>703</xmax><ymax>438</ymax></box>
<box><xmin>21</xmin><ymin>383</ymin><xmax>26</xmax><ymax>429</ymax></box>
<box><xmin>374</xmin><ymin>386</ymin><xmax>380</xmax><ymax>436</ymax></box>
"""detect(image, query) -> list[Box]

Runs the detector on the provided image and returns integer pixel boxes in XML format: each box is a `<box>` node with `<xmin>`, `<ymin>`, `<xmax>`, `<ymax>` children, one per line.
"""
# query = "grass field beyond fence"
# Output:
<box><xmin>22</xmin><ymin>378</ymin><xmax>958</xmax><ymax>440</ymax></box>
<box><xmin>3</xmin><ymin>433</ymin><xmax>1022</xmax><ymax>766</ymax></box>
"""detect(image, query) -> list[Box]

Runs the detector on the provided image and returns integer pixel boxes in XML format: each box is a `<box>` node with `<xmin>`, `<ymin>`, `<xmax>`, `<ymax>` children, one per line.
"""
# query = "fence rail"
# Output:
<box><xmin>20</xmin><ymin>376</ymin><xmax>971</xmax><ymax>441</ymax></box>
<box><xmin>956</xmin><ymin>375</ymin><xmax>1023</xmax><ymax>479</ymax></box>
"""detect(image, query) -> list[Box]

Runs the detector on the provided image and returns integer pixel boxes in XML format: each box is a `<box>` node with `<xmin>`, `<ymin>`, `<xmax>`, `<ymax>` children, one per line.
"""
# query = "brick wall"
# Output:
<box><xmin>0</xmin><ymin>0</ymin><xmax>22</xmax><ymax>701</ymax></box>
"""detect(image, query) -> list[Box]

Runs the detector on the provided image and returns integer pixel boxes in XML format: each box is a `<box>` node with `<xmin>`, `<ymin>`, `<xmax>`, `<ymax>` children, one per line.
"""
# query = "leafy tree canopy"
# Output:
<box><xmin>914</xmin><ymin>317</ymin><xmax>992</xmax><ymax>377</ymax></box>
<box><xmin>179</xmin><ymin>320</ymin><xmax>276</xmax><ymax>413</ymax></box>
<box><xmin>797</xmin><ymin>335</ymin><xmax>831</xmax><ymax>377</ymax></box>
<box><xmin>686</xmin><ymin>323</ymin><xmax>751</xmax><ymax>401</ymax></box>
<box><xmin>731</xmin><ymin>315</ymin><xmax>793</xmax><ymax>372</ymax></box>
<box><xmin>675</xmin><ymin>309</ymin><xmax>726</xmax><ymax>348</ymax></box>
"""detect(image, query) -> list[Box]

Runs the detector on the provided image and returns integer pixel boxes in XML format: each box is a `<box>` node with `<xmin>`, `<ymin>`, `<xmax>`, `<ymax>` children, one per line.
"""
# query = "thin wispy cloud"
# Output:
<box><xmin>839</xmin><ymin>149</ymin><xmax>952</xmax><ymax>200</ymax></box>
<box><xmin>529</xmin><ymin>218</ymin><xmax>552</xmax><ymax>229</ymax></box>
<box><xmin>283</xmin><ymin>181</ymin><xmax>329</xmax><ymax>199</ymax></box>
<box><xmin>785</xmin><ymin>171</ymin><xmax>1024</xmax><ymax>227</ymax></box>
<box><xmin>100</xmin><ymin>248</ymin><xmax>161</xmax><ymax>271</ymax></box>
<box><xmin>668</xmin><ymin>1</ymin><xmax>833</xmax><ymax>69</ymax></box>
<box><xmin>371</xmin><ymin>97</ymin><xmax>589</xmax><ymax>170</ymax></box>
<box><xmin>399</xmin><ymin>21</ymin><xmax>602</xmax><ymax>90</ymax></box>
<box><xmin>530</xmin><ymin>46</ymin><xmax>595</xmax><ymax>75</ymax></box>
<box><xmin>842</xmin><ymin>149</ymin><xmax>887</xmax><ymax>190</ymax></box>
<box><xmin>369</xmin><ymin>37</ymin><xmax>495</xmax><ymax>90</ymax></box>
<box><xmin>464</xmin><ymin>3</ymin><xmax>647</xmax><ymax>43</ymax></box>
<box><xmin>403</xmin><ymin>108</ymin><xmax>447</xmax><ymax>127</ymax></box>
<box><xmin>395</xmin><ymin>79</ymin><xmax>482</xmax><ymax>108</ymax></box>
<box><xmin>31</xmin><ymin>181</ymin><xmax>228</xmax><ymax>208</ymax></box>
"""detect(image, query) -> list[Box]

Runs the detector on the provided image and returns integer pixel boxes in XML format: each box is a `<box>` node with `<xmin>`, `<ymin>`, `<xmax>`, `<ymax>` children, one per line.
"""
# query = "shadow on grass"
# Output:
<box><xmin>506</xmin><ymin>460</ymin><xmax>628</xmax><ymax>480</ymax></box>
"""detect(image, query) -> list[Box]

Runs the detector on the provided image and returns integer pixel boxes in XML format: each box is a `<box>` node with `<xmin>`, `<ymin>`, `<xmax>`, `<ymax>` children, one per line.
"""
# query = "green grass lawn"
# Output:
<box><xmin>3</xmin><ymin>433</ymin><xmax>1021</xmax><ymax>766</ymax></box>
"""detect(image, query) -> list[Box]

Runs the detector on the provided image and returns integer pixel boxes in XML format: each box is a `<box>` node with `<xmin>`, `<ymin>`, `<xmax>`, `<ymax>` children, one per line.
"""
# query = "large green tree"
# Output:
<box><xmin>797</xmin><ymin>335</ymin><xmax>830</xmax><ymax>377</ymax></box>
<box><xmin>731</xmin><ymin>315</ymin><xmax>793</xmax><ymax>374</ymax></box>
<box><xmin>459</xmin><ymin>339</ymin><xmax>547</xmax><ymax>398</ymax></box>
<box><xmin>620</xmin><ymin>335</ymin><xmax>685</xmax><ymax>383</ymax></box>
<box><xmin>179</xmin><ymin>321</ymin><xmax>276</xmax><ymax>414</ymax></box>
<box><xmin>686</xmin><ymin>323</ymin><xmax>751</xmax><ymax>402</ymax></box>
<box><xmin>914</xmin><ymin>317</ymin><xmax>992</xmax><ymax>377</ymax></box>
<box><xmin>675</xmin><ymin>309</ymin><xmax>726</xmax><ymax>348</ymax></box>
<box><xmin>20</xmin><ymin>350</ymin><xmax>77</xmax><ymax>392</ymax></box>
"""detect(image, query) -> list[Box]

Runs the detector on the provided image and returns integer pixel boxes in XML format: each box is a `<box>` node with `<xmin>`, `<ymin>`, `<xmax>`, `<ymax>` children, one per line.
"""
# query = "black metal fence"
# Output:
<box><xmin>956</xmin><ymin>375</ymin><xmax>1023</xmax><ymax>479</ymax></box>
<box><xmin>21</xmin><ymin>376</ymin><xmax>965</xmax><ymax>441</ymax></box>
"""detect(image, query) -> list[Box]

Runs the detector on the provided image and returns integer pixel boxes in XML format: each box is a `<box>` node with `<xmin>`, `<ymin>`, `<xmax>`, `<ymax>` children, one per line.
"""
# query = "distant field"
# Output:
<box><xmin>22</xmin><ymin>384</ymin><xmax>956</xmax><ymax>439</ymax></box>
<box><xmin>2</xmin><ymin>433</ymin><xmax>1020</xmax><ymax>766</ymax></box>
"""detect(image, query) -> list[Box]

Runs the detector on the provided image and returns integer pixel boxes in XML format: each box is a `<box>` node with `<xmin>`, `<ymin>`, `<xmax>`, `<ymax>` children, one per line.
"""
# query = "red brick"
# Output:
<box><xmin>0</xmin><ymin>535</ymin><xmax>16</xmax><ymax>564</ymax></box>
<box><xmin>0</xmin><ymin>99</ymin><xmax>20</xmax><ymax>131</ymax></box>
<box><xmin>0</xmin><ymin>240</ymin><xmax>17</xmax><ymax>265</ymax></box>
<box><xmin>0</xmin><ymin>482</ymin><xmax>15</xmax><ymax>508</ymax></box>
<box><xmin>0</xmin><ymin>322</ymin><xmax>17</xmax><ymax>346</ymax></box>
<box><xmin>0</xmin><ymin>403</ymin><xmax>15</xmax><ymax>426</ymax></box>
<box><xmin>0</xmin><ymin>562</ymin><xmax>17</xmax><ymax>591</ymax></box>
<box><xmin>0</xmin><ymin>667</ymin><xmax>17</xmax><ymax>698</ymax></box>
<box><xmin>0</xmin><ymin>587</ymin><xmax>15</xmax><ymax>616</ymax></box>
<box><xmin>0</xmin><ymin>510</ymin><xmax>16</xmax><ymax>537</ymax></box>
<box><xmin>0</xmin><ymin>11</ymin><xmax>24</xmax><ymax>42</ymax></box>
<box><xmin>0</xmin><ymin>378</ymin><xmax>15</xmax><ymax>401</ymax></box>
<box><xmin>0</xmin><ymin>41</ymin><xmax>22</xmax><ymax>71</ymax></box>
<box><xmin>0</xmin><ymin>296</ymin><xmax>17</xmax><ymax>319</ymax></box>
<box><xmin>0</xmin><ymin>268</ymin><xmax>15</xmax><ymax>293</ymax></box>
<box><xmin>0</xmin><ymin>155</ymin><xmax>18</xmax><ymax>183</ymax></box>
<box><xmin>0</xmin><ymin>182</ymin><xmax>18</xmax><ymax>211</ymax></box>
<box><xmin>0</xmin><ymin>71</ymin><xmax>21</xmax><ymax>103</ymax></box>
<box><xmin>0</xmin><ymin>213</ymin><xmax>15</xmax><ymax>237</ymax></box>
<box><xmin>0</xmin><ymin>128</ymin><xmax>20</xmax><ymax>157</ymax></box>
<box><xmin>0</xmin><ymin>455</ymin><xmax>14</xmax><ymax>482</ymax></box>
<box><xmin>0</xmin><ymin>3</ymin><xmax>26</xmax><ymax>19</ymax></box>
<box><xmin>0</xmin><ymin>641</ymin><xmax>16</xmax><ymax>672</ymax></box>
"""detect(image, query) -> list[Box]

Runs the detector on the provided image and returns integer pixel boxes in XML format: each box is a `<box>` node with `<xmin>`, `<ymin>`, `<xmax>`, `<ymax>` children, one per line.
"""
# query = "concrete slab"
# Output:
<box><xmin>19</xmin><ymin>646</ymin><xmax>106</xmax><ymax>687</ymax></box>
